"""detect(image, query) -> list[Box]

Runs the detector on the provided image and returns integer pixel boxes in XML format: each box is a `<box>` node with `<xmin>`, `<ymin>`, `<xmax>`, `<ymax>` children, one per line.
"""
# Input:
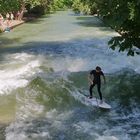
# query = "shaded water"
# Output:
<box><xmin>0</xmin><ymin>11</ymin><xmax>140</xmax><ymax>140</ymax></box>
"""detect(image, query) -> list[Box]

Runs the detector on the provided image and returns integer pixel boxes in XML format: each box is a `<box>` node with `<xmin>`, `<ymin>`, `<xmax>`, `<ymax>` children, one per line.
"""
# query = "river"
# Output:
<box><xmin>0</xmin><ymin>10</ymin><xmax>140</xmax><ymax>140</ymax></box>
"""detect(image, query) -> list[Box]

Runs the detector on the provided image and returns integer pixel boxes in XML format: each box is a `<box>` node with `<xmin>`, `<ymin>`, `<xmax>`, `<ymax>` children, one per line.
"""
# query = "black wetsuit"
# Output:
<box><xmin>89</xmin><ymin>70</ymin><xmax>104</xmax><ymax>100</ymax></box>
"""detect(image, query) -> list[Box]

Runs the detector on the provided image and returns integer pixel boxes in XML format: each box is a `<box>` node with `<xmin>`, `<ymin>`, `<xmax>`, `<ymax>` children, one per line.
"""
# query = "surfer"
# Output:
<box><xmin>88</xmin><ymin>66</ymin><xmax>106</xmax><ymax>103</ymax></box>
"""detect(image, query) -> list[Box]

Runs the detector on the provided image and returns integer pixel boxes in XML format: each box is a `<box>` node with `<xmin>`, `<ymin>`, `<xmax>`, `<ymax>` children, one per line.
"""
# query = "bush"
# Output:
<box><xmin>72</xmin><ymin>0</ymin><xmax>91</xmax><ymax>15</ymax></box>
<box><xmin>26</xmin><ymin>5</ymin><xmax>46</xmax><ymax>16</ymax></box>
<box><xmin>72</xmin><ymin>0</ymin><xmax>82</xmax><ymax>14</ymax></box>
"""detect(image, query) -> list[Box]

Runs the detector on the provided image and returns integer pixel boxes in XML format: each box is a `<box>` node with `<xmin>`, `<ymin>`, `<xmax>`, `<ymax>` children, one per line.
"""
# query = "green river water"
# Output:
<box><xmin>0</xmin><ymin>11</ymin><xmax>140</xmax><ymax>140</ymax></box>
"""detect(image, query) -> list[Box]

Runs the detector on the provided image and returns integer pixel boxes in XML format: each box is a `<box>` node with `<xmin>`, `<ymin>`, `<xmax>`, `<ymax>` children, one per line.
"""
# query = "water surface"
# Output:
<box><xmin>0</xmin><ymin>11</ymin><xmax>140</xmax><ymax>140</ymax></box>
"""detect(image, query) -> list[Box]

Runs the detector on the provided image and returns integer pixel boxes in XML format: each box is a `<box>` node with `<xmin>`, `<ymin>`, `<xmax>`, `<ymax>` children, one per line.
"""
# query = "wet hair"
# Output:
<box><xmin>96</xmin><ymin>66</ymin><xmax>101</xmax><ymax>71</ymax></box>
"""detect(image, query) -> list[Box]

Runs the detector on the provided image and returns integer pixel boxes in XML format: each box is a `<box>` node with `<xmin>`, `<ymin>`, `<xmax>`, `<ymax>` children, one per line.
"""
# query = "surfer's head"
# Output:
<box><xmin>96</xmin><ymin>66</ymin><xmax>101</xmax><ymax>72</ymax></box>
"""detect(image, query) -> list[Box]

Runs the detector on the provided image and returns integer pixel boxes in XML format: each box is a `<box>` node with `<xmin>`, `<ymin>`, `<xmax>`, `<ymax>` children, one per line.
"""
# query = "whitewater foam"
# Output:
<box><xmin>96</xmin><ymin>136</ymin><xmax>119</xmax><ymax>140</ymax></box>
<box><xmin>0</xmin><ymin>53</ymin><xmax>41</xmax><ymax>95</ymax></box>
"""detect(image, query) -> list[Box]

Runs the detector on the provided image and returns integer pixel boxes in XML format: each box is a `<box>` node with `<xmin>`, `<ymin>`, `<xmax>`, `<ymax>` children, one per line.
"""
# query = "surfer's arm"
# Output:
<box><xmin>88</xmin><ymin>74</ymin><xmax>93</xmax><ymax>85</ymax></box>
<box><xmin>101</xmin><ymin>71</ymin><xmax>106</xmax><ymax>84</ymax></box>
<box><xmin>102</xmin><ymin>74</ymin><xmax>106</xmax><ymax>84</ymax></box>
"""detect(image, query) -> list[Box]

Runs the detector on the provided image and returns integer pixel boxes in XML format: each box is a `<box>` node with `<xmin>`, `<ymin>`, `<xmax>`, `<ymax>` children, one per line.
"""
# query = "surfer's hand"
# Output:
<box><xmin>90</xmin><ymin>81</ymin><xmax>93</xmax><ymax>85</ymax></box>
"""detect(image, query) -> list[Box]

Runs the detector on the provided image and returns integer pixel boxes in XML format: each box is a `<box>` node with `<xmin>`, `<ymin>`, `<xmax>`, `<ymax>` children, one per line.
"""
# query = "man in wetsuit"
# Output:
<box><xmin>88</xmin><ymin>66</ymin><xmax>106</xmax><ymax>103</ymax></box>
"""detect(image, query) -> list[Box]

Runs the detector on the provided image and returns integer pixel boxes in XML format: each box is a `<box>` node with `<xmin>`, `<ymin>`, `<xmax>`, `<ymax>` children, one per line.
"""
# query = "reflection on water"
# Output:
<box><xmin>0</xmin><ymin>11</ymin><xmax>140</xmax><ymax>140</ymax></box>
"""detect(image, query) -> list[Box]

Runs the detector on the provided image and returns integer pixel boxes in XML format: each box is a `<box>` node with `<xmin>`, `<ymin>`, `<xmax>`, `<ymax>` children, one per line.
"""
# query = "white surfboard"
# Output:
<box><xmin>86</xmin><ymin>97</ymin><xmax>111</xmax><ymax>109</ymax></box>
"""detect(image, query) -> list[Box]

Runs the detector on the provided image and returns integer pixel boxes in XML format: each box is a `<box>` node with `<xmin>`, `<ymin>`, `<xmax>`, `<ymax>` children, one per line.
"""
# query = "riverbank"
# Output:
<box><xmin>0</xmin><ymin>16</ymin><xmax>38</xmax><ymax>33</ymax></box>
<box><xmin>9</xmin><ymin>20</ymin><xmax>25</xmax><ymax>30</ymax></box>
<box><xmin>0</xmin><ymin>20</ymin><xmax>25</xmax><ymax>33</ymax></box>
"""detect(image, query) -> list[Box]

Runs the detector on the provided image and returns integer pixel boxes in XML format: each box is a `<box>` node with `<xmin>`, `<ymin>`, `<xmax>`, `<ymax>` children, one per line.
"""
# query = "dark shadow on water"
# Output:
<box><xmin>0</xmin><ymin>35</ymin><xmax>139</xmax><ymax>60</ymax></box>
<box><xmin>25</xmin><ymin>15</ymin><xmax>51</xmax><ymax>24</ymax></box>
<box><xmin>0</xmin><ymin>39</ymin><xmax>86</xmax><ymax>56</ymax></box>
<box><xmin>75</xmin><ymin>16</ymin><xmax>108</xmax><ymax>28</ymax></box>
<box><xmin>68</xmin><ymin>13</ymin><xmax>82</xmax><ymax>16</ymax></box>
<box><xmin>0</xmin><ymin>37</ymin><xmax>21</xmax><ymax>46</ymax></box>
<box><xmin>26</xmin><ymin>19</ymin><xmax>45</xmax><ymax>24</ymax></box>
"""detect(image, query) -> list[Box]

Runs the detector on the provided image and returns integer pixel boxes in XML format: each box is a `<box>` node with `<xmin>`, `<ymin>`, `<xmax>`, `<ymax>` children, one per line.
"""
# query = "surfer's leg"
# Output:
<box><xmin>89</xmin><ymin>84</ymin><xmax>95</xmax><ymax>98</ymax></box>
<box><xmin>97</xmin><ymin>83</ymin><xmax>102</xmax><ymax>100</ymax></box>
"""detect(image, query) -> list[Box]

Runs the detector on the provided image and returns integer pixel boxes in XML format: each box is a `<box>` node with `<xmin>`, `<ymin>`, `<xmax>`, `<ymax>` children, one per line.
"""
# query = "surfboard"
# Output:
<box><xmin>86</xmin><ymin>97</ymin><xmax>111</xmax><ymax>109</ymax></box>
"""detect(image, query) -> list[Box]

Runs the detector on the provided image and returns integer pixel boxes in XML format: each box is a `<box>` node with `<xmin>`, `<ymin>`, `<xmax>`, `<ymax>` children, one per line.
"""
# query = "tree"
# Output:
<box><xmin>97</xmin><ymin>0</ymin><xmax>140</xmax><ymax>55</ymax></box>
<box><xmin>0</xmin><ymin>0</ymin><xmax>20</xmax><ymax>13</ymax></box>
<box><xmin>72</xmin><ymin>0</ymin><xmax>91</xmax><ymax>14</ymax></box>
<box><xmin>71</xmin><ymin>0</ymin><xmax>140</xmax><ymax>55</ymax></box>
<box><xmin>0</xmin><ymin>0</ymin><xmax>54</xmax><ymax>16</ymax></box>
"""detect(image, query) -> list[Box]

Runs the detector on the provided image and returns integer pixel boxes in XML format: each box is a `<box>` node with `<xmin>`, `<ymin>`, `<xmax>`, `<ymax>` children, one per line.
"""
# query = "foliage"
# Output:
<box><xmin>25</xmin><ymin>0</ymin><xmax>73</xmax><ymax>14</ymax></box>
<box><xmin>51</xmin><ymin>0</ymin><xmax>72</xmax><ymax>11</ymax></box>
<box><xmin>72</xmin><ymin>0</ymin><xmax>90</xmax><ymax>14</ymax></box>
<box><xmin>0</xmin><ymin>0</ymin><xmax>53</xmax><ymax>15</ymax></box>
<box><xmin>109</xmin><ymin>37</ymin><xmax>140</xmax><ymax>56</ymax></box>
<box><xmin>97</xmin><ymin>0</ymin><xmax>140</xmax><ymax>55</ymax></box>
<box><xmin>24</xmin><ymin>0</ymin><xmax>41</xmax><ymax>7</ymax></box>
<box><xmin>51</xmin><ymin>0</ymin><xmax>66</xmax><ymax>11</ymax></box>
<box><xmin>72</xmin><ymin>0</ymin><xmax>82</xmax><ymax>14</ymax></box>
<box><xmin>80</xmin><ymin>0</ymin><xmax>98</xmax><ymax>15</ymax></box>
<box><xmin>71</xmin><ymin>0</ymin><xmax>140</xmax><ymax>55</ymax></box>
<box><xmin>0</xmin><ymin>0</ymin><xmax>20</xmax><ymax>13</ymax></box>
